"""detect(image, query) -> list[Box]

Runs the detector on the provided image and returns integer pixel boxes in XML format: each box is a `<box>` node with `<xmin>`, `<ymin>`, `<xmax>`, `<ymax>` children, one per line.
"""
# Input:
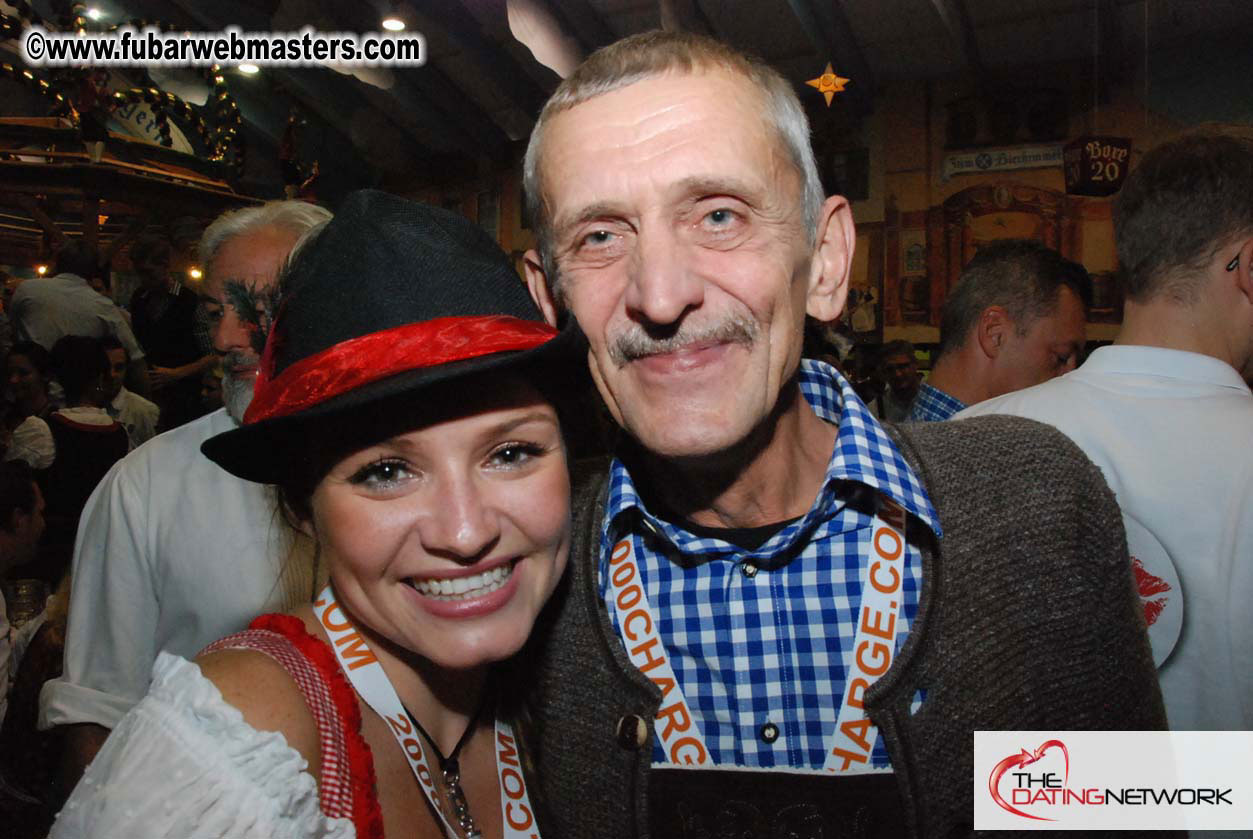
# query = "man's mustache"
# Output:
<box><xmin>608</xmin><ymin>315</ymin><xmax>757</xmax><ymax>367</ymax></box>
<box><xmin>221</xmin><ymin>350</ymin><xmax>259</xmax><ymax>377</ymax></box>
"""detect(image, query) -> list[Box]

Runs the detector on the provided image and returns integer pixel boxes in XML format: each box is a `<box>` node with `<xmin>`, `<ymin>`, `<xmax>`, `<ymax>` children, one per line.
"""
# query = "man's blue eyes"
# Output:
<box><xmin>585</xmin><ymin>230</ymin><xmax>614</xmax><ymax>245</ymax></box>
<box><xmin>578</xmin><ymin>210</ymin><xmax>735</xmax><ymax>249</ymax></box>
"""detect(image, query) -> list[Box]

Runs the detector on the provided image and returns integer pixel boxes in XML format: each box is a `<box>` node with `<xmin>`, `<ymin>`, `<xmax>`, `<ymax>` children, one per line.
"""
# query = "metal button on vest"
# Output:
<box><xmin>616</xmin><ymin>715</ymin><xmax>648</xmax><ymax>750</ymax></box>
<box><xmin>760</xmin><ymin>722</ymin><xmax>779</xmax><ymax>743</ymax></box>
<box><xmin>741</xmin><ymin>562</ymin><xmax>759</xmax><ymax>578</ymax></box>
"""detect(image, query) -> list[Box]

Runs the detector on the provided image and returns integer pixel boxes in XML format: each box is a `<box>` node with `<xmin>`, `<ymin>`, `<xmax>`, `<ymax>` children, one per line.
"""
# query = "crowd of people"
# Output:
<box><xmin>0</xmin><ymin>29</ymin><xmax>1249</xmax><ymax>839</ymax></box>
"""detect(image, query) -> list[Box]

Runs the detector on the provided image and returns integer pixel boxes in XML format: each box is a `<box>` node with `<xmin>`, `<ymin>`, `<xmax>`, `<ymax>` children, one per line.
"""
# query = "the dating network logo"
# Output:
<box><xmin>975</xmin><ymin>731</ymin><xmax>1248</xmax><ymax>831</ymax></box>
<box><xmin>988</xmin><ymin>739</ymin><xmax>1071</xmax><ymax>821</ymax></box>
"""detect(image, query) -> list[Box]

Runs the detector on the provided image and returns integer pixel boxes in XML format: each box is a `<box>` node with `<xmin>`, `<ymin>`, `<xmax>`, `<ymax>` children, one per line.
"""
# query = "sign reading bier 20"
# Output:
<box><xmin>1065</xmin><ymin>136</ymin><xmax>1132</xmax><ymax>196</ymax></box>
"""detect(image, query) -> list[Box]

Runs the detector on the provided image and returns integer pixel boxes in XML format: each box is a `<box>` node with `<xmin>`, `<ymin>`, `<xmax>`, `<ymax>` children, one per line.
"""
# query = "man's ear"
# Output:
<box><xmin>805</xmin><ymin>195</ymin><xmax>855</xmax><ymax>322</ymax></box>
<box><xmin>523</xmin><ymin>249</ymin><xmax>560</xmax><ymax>328</ymax></box>
<box><xmin>1231</xmin><ymin>235</ymin><xmax>1253</xmax><ymax>305</ymax></box>
<box><xmin>976</xmin><ymin>306</ymin><xmax>1011</xmax><ymax>359</ymax></box>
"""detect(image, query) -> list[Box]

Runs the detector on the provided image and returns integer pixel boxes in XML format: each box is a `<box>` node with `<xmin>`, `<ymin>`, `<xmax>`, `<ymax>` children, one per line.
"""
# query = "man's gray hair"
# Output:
<box><xmin>198</xmin><ymin>200</ymin><xmax>333</xmax><ymax>274</ymax></box>
<box><xmin>523</xmin><ymin>30</ymin><xmax>824</xmax><ymax>290</ymax></box>
<box><xmin>937</xmin><ymin>239</ymin><xmax>1091</xmax><ymax>358</ymax></box>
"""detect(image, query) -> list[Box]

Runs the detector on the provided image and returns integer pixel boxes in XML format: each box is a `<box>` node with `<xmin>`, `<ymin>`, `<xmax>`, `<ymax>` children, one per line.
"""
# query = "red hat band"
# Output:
<box><xmin>243</xmin><ymin>314</ymin><xmax>559</xmax><ymax>424</ymax></box>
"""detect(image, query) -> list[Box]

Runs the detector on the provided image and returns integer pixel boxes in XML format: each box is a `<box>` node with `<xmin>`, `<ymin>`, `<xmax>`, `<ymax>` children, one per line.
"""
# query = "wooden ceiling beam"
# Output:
<box><xmin>548</xmin><ymin>0</ymin><xmax>617</xmax><ymax>52</ymax></box>
<box><xmin>410</xmin><ymin>0</ymin><xmax>551</xmax><ymax>116</ymax></box>
<box><xmin>930</xmin><ymin>0</ymin><xmax>984</xmax><ymax>80</ymax></box>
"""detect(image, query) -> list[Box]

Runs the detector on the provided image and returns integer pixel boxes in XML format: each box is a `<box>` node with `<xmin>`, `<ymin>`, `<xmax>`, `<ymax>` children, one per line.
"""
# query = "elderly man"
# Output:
<box><xmin>910</xmin><ymin>239</ymin><xmax>1089</xmax><ymax>420</ymax></box>
<box><xmin>39</xmin><ymin>200</ymin><xmax>331</xmax><ymax>794</ymax></box>
<box><xmin>521</xmin><ymin>31</ymin><xmax>1164</xmax><ymax>837</ymax></box>
<box><xmin>959</xmin><ymin>133</ymin><xmax>1253</xmax><ymax>731</ymax></box>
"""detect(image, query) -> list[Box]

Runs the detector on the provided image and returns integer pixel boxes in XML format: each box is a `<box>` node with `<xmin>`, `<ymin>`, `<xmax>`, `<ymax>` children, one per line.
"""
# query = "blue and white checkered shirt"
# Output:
<box><xmin>599</xmin><ymin>360</ymin><xmax>941</xmax><ymax>769</ymax></box>
<box><xmin>907</xmin><ymin>381</ymin><xmax>966</xmax><ymax>422</ymax></box>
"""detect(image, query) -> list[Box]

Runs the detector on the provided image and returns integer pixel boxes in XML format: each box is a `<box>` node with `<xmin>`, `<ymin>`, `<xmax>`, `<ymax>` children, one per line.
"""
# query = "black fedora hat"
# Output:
<box><xmin>201</xmin><ymin>189</ymin><xmax>579</xmax><ymax>484</ymax></box>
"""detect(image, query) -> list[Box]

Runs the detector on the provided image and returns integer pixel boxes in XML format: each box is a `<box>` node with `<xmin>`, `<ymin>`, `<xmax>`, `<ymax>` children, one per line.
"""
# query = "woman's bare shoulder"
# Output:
<box><xmin>195</xmin><ymin>635</ymin><xmax>322</xmax><ymax>778</ymax></box>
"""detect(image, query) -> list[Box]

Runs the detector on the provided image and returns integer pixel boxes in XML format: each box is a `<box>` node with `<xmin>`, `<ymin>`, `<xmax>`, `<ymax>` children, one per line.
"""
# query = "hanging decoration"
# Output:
<box><xmin>1063</xmin><ymin>136</ymin><xmax>1131</xmax><ymax>197</ymax></box>
<box><xmin>1061</xmin><ymin>1</ymin><xmax>1131</xmax><ymax>197</ymax></box>
<box><xmin>278</xmin><ymin>108</ymin><xmax>320</xmax><ymax>201</ymax></box>
<box><xmin>806</xmin><ymin>62</ymin><xmax>850</xmax><ymax>107</ymax></box>
<box><xmin>0</xmin><ymin>3</ymin><xmax>245</xmax><ymax>178</ymax></box>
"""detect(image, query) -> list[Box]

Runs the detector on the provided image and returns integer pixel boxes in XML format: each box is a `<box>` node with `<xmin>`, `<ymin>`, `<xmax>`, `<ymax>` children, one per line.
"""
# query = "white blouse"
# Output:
<box><xmin>50</xmin><ymin>652</ymin><xmax>355</xmax><ymax>839</ymax></box>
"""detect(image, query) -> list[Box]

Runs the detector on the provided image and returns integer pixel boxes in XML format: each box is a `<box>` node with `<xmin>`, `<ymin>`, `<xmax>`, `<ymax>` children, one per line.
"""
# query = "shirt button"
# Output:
<box><xmin>741</xmin><ymin>562</ymin><xmax>759</xmax><ymax>578</ymax></box>
<box><xmin>760</xmin><ymin>722</ymin><xmax>779</xmax><ymax>743</ymax></box>
<box><xmin>616</xmin><ymin>714</ymin><xmax>649</xmax><ymax>750</ymax></box>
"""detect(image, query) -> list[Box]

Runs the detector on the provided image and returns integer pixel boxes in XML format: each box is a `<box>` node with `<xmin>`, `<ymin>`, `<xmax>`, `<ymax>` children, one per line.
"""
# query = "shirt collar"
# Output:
<box><xmin>56</xmin><ymin>406</ymin><xmax>114</xmax><ymax>425</ymax></box>
<box><xmin>604</xmin><ymin>359</ymin><xmax>942</xmax><ymax>556</ymax></box>
<box><xmin>1081</xmin><ymin>345</ymin><xmax>1251</xmax><ymax>393</ymax></box>
<box><xmin>910</xmin><ymin>381</ymin><xmax>967</xmax><ymax>422</ymax></box>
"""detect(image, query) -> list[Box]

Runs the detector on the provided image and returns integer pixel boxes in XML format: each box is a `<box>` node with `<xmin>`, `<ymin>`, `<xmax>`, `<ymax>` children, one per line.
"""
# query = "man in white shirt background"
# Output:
<box><xmin>958</xmin><ymin>132</ymin><xmax>1253</xmax><ymax>731</ymax></box>
<box><xmin>9</xmin><ymin>240</ymin><xmax>149</xmax><ymax>398</ymax></box>
<box><xmin>39</xmin><ymin>200</ymin><xmax>331</xmax><ymax>797</ymax></box>
<box><xmin>99</xmin><ymin>337</ymin><xmax>159</xmax><ymax>449</ymax></box>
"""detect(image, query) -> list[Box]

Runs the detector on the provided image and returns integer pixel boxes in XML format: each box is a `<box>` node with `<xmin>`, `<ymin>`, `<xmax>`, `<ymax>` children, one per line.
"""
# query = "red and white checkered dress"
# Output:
<box><xmin>201</xmin><ymin>614</ymin><xmax>384</xmax><ymax>839</ymax></box>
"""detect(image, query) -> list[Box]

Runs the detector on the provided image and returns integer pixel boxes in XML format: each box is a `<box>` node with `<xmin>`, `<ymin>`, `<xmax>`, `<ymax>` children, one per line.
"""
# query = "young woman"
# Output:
<box><xmin>51</xmin><ymin>191</ymin><xmax>579</xmax><ymax>839</ymax></box>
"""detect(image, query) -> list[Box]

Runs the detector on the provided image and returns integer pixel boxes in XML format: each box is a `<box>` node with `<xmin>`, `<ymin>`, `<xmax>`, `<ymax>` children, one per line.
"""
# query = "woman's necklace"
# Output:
<box><xmin>313</xmin><ymin>587</ymin><xmax>544</xmax><ymax>839</ymax></box>
<box><xmin>405</xmin><ymin>703</ymin><xmax>483</xmax><ymax>839</ymax></box>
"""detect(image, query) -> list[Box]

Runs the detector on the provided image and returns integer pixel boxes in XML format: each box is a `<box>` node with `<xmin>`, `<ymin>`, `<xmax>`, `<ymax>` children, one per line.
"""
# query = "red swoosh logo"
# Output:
<box><xmin>988</xmin><ymin>740</ymin><xmax>1069</xmax><ymax>821</ymax></box>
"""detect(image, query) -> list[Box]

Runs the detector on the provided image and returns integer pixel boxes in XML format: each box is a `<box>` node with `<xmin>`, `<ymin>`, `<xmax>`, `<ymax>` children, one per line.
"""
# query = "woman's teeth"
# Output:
<box><xmin>410</xmin><ymin>563</ymin><xmax>513</xmax><ymax>600</ymax></box>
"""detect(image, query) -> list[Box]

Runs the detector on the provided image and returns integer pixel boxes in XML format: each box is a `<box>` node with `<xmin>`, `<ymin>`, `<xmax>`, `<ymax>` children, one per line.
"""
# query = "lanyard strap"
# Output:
<box><xmin>313</xmin><ymin>586</ymin><xmax>542</xmax><ymax>839</ymax></box>
<box><xmin>606</xmin><ymin>495</ymin><xmax>909</xmax><ymax>774</ymax></box>
<box><xmin>823</xmin><ymin>494</ymin><xmax>907</xmax><ymax>772</ymax></box>
<box><xmin>605</xmin><ymin>538</ymin><xmax>712</xmax><ymax>766</ymax></box>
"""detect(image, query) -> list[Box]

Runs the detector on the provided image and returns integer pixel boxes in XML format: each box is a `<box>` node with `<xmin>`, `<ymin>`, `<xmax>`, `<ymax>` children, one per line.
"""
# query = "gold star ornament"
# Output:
<box><xmin>806</xmin><ymin>63</ymin><xmax>850</xmax><ymax>106</ymax></box>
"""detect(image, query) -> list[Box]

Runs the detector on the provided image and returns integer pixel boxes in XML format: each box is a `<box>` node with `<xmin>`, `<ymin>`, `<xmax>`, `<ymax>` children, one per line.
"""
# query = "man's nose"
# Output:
<box><xmin>212</xmin><ymin>308</ymin><xmax>255</xmax><ymax>355</ymax></box>
<box><xmin>623</xmin><ymin>232</ymin><xmax>704</xmax><ymax>326</ymax></box>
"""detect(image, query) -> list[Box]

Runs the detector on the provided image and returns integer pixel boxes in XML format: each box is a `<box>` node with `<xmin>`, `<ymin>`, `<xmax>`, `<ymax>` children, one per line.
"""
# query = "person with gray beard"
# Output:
<box><xmin>38</xmin><ymin>200</ymin><xmax>331</xmax><ymax>799</ymax></box>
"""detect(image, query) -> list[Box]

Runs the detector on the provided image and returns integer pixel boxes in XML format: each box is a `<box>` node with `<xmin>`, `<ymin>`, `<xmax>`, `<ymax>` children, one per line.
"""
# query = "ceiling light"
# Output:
<box><xmin>86</xmin><ymin>7</ymin><xmax>103</xmax><ymax>21</ymax></box>
<box><xmin>238</xmin><ymin>63</ymin><xmax>260</xmax><ymax>75</ymax></box>
<box><xmin>188</xmin><ymin>267</ymin><xmax>203</xmax><ymax>280</ymax></box>
<box><xmin>382</xmin><ymin>1</ymin><xmax>405</xmax><ymax>31</ymax></box>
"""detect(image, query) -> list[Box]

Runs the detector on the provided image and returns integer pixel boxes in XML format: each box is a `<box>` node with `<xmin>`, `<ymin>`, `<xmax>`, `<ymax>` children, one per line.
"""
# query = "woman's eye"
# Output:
<box><xmin>348</xmin><ymin>459</ymin><xmax>412</xmax><ymax>488</ymax></box>
<box><xmin>489</xmin><ymin>442</ymin><xmax>545</xmax><ymax>468</ymax></box>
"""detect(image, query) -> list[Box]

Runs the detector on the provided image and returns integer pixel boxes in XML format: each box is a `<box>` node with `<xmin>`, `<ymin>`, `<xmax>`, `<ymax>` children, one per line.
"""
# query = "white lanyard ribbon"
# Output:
<box><xmin>313</xmin><ymin>586</ymin><xmax>542</xmax><ymax>838</ymax></box>
<box><xmin>606</xmin><ymin>496</ymin><xmax>908</xmax><ymax>775</ymax></box>
<box><xmin>822</xmin><ymin>495</ymin><xmax>907</xmax><ymax>772</ymax></box>
<box><xmin>606</xmin><ymin>538</ymin><xmax>712</xmax><ymax>766</ymax></box>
